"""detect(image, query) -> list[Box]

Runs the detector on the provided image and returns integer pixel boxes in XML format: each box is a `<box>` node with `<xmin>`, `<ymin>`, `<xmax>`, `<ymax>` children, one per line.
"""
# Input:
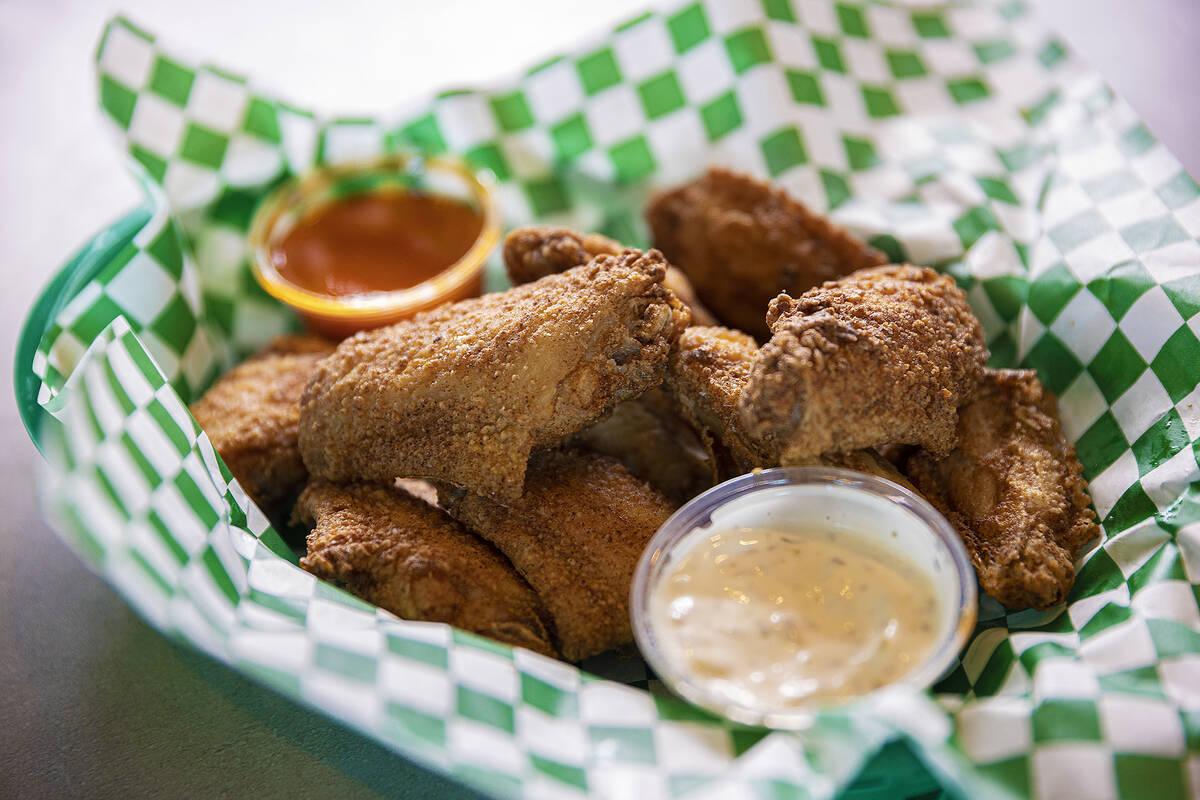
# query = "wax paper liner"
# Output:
<box><xmin>22</xmin><ymin>1</ymin><xmax>1200</xmax><ymax>797</ymax></box>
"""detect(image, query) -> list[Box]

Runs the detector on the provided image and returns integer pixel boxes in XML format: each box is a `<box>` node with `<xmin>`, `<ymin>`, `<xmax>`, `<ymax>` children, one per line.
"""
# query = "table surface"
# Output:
<box><xmin>3</xmin><ymin>1</ymin><xmax>1198</xmax><ymax>797</ymax></box>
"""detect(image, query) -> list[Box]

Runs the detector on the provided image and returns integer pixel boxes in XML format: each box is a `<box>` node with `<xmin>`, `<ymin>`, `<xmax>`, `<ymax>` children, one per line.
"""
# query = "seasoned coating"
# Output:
<box><xmin>190</xmin><ymin>335</ymin><xmax>335</xmax><ymax>518</ymax></box>
<box><xmin>740</xmin><ymin>265</ymin><xmax>988</xmax><ymax>460</ymax></box>
<box><xmin>299</xmin><ymin>251</ymin><xmax>689</xmax><ymax>501</ymax></box>
<box><xmin>903</xmin><ymin>369</ymin><xmax>1100</xmax><ymax>610</ymax></box>
<box><xmin>503</xmin><ymin>226</ymin><xmax>623</xmax><ymax>284</ymax></box>
<box><xmin>666</xmin><ymin>326</ymin><xmax>776</xmax><ymax>476</ymax></box>
<box><xmin>296</xmin><ymin>481</ymin><xmax>556</xmax><ymax>657</ymax></box>
<box><xmin>645</xmin><ymin>167</ymin><xmax>885</xmax><ymax>340</ymax></box>
<box><xmin>575</xmin><ymin>388</ymin><xmax>715</xmax><ymax>504</ymax></box>
<box><xmin>439</xmin><ymin>450</ymin><xmax>675</xmax><ymax>661</ymax></box>
<box><xmin>503</xmin><ymin>226</ymin><xmax>718</xmax><ymax>326</ymax></box>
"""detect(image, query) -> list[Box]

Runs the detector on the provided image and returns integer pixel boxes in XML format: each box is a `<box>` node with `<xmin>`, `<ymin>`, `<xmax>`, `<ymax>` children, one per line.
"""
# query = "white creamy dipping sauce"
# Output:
<box><xmin>649</xmin><ymin>525</ymin><xmax>942</xmax><ymax>711</ymax></box>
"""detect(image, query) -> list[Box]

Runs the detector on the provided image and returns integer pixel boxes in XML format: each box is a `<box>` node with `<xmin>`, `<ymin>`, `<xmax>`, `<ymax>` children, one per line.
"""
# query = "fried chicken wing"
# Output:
<box><xmin>296</xmin><ymin>481</ymin><xmax>556</xmax><ymax>656</ymax></box>
<box><xmin>645</xmin><ymin>167</ymin><xmax>886</xmax><ymax>340</ymax></box>
<box><xmin>739</xmin><ymin>265</ymin><xmax>988</xmax><ymax>460</ymax></box>
<box><xmin>574</xmin><ymin>388</ymin><xmax>715</xmax><ymax>504</ymax></box>
<box><xmin>502</xmin><ymin>226</ymin><xmax>718</xmax><ymax>326</ymax></box>
<box><xmin>666</xmin><ymin>326</ymin><xmax>922</xmax><ymax>487</ymax></box>
<box><xmin>439</xmin><ymin>450</ymin><xmax>675</xmax><ymax>661</ymax></box>
<box><xmin>190</xmin><ymin>335</ymin><xmax>335</xmax><ymax>518</ymax></box>
<box><xmin>665</xmin><ymin>325</ymin><xmax>776</xmax><ymax>476</ymax></box>
<box><xmin>490</xmin><ymin>227</ymin><xmax>728</xmax><ymax>498</ymax></box>
<box><xmin>902</xmin><ymin>369</ymin><xmax>1100</xmax><ymax>610</ymax></box>
<box><xmin>299</xmin><ymin>251</ymin><xmax>689</xmax><ymax>501</ymax></box>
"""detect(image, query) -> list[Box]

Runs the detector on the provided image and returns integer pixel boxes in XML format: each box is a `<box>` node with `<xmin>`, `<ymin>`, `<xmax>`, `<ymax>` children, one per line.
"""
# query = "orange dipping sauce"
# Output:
<box><xmin>270</xmin><ymin>192</ymin><xmax>485</xmax><ymax>297</ymax></box>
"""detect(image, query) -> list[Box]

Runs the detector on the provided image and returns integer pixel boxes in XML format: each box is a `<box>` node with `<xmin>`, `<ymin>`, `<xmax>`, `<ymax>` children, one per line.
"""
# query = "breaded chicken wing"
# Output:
<box><xmin>903</xmin><ymin>369</ymin><xmax>1100</xmax><ymax>610</ymax></box>
<box><xmin>296</xmin><ymin>481</ymin><xmax>556</xmax><ymax>656</ymax></box>
<box><xmin>740</xmin><ymin>265</ymin><xmax>988</xmax><ymax>460</ymax></box>
<box><xmin>645</xmin><ymin>167</ymin><xmax>885</xmax><ymax>340</ymax></box>
<box><xmin>503</xmin><ymin>226</ymin><xmax>717</xmax><ymax>326</ymax></box>
<box><xmin>666</xmin><ymin>326</ymin><xmax>920</xmax><ymax>486</ymax></box>
<box><xmin>190</xmin><ymin>335</ymin><xmax>335</xmax><ymax>518</ymax></box>
<box><xmin>665</xmin><ymin>325</ymin><xmax>776</xmax><ymax>476</ymax></box>
<box><xmin>439</xmin><ymin>450</ymin><xmax>675</xmax><ymax>661</ymax></box>
<box><xmin>299</xmin><ymin>251</ymin><xmax>689</xmax><ymax>501</ymax></box>
<box><xmin>574</xmin><ymin>388</ymin><xmax>715</xmax><ymax>504</ymax></box>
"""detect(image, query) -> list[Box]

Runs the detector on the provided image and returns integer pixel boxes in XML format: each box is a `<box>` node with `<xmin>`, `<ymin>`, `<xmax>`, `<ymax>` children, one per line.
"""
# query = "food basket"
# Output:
<box><xmin>17</xmin><ymin>2</ymin><xmax>1200</xmax><ymax>798</ymax></box>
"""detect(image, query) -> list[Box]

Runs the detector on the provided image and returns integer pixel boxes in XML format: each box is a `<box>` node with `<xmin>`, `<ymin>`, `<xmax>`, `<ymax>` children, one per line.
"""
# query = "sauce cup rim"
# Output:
<box><xmin>629</xmin><ymin>466</ymin><xmax>978</xmax><ymax>729</ymax></box>
<box><xmin>247</xmin><ymin>153</ymin><xmax>500</xmax><ymax>319</ymax></box>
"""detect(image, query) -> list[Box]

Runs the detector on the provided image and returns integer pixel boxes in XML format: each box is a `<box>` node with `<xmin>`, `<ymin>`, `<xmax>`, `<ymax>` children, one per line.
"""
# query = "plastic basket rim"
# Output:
<box><xmin>15</xmin><ymin>203</ymin><xmax>154</xmax><ymax>453</ymax></box>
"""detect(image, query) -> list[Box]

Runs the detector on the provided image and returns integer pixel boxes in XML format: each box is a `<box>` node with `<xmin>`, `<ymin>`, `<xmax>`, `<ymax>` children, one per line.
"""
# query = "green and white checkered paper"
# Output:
<box><xmin>27</xmin><ymin>1</ymin><xmax>1200</xmax><ymax>797</ymax></box>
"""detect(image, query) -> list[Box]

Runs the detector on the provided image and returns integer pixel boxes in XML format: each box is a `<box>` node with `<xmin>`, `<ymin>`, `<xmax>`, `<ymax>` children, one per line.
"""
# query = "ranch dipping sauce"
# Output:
<box><xmin>649</xmin><ymin>526</ymin><xmax>941</xmax><ymax>711</ymax></box>
<box><xmin>631</xmin><ymin>468</ymin><xmax>977</xmax><ymax>726</ymax></box>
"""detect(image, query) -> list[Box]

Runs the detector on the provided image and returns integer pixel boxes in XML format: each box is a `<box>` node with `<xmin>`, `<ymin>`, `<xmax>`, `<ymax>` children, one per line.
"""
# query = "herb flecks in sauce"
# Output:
<box><xmin>650</xmin><ymin>526</ymin><xmax>941</xmax><ymax>711</ymax></box>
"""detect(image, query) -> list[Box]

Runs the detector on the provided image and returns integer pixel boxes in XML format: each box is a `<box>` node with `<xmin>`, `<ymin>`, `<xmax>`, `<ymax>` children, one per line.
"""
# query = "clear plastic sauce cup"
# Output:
<box><xmin>630</xmin><ymin>466</ymin><xmax>977</xmax><ymax>728</ymax></box>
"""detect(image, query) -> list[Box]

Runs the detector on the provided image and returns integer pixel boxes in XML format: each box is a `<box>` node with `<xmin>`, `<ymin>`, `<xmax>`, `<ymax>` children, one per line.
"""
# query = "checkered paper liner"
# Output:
<box><xmin>24</xmin><ymin>1</ymin><xmax>1200</xmax><ymax>797</ymax></box>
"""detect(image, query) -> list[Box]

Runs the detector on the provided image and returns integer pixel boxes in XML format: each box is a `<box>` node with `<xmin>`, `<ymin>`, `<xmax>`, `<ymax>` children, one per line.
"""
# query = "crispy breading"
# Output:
<box><xmin>299</xmin><ymin>251</ymin><xmax>689</xmax><ymax>501</ymax></box>
<box><xmin>502</xmin><ymin>226</ymin><xmax>623</xmax><ymax>284</ymax></box>
<box><xmin>296</xmin><ymin>480</ymin><xmax>556</xmax><ymax>656</ymax></box>
<box><xmin>903</xmin><ymin>369</ymin><xmax>1100</xmax><ymax>610</ymax></box>
<box><xmin>189</xmin><ymin>335</ymin><xmax>335</xmax><ymax>518</ymax></box>
<box><xmin>502</xmin><ymin>226</ymin><xmax>718</xmax><ymax>326</ymax></box>
<box><xmin>574</xmin><ymin>388</ymin><xmax>715</xmax><ymax>504</ymax></box>
<box><xmin>739</xmin><ymin>265</ymin><xmax>988</xmax><ymax>460</ymax></box>
<box><xmin>645</xmin><ymin>167</ymin><xmax>885</xmax><ymax>340</ymax></box>
<box><xmin>439</xmin><ymin>450</ymin><xmax>675</xmax><ymax>661</ymax></box>
<box><xmin>665</xmin><ymin>325</ymin><xmax>777</xmax><ymax>476</ymax></box>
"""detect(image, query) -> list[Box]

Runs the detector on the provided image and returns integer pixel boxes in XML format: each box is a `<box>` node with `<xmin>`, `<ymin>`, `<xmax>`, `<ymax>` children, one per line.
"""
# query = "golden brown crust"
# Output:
<box><xmin>645</xmin><ymin>167</ymin><xmax>886</xmax><ymax>340</ymax></box>
<box><xmin>503</xmin><ymin>226</ymin><xmax>718</xmax><ymax>326</ymax></box>
<box><xmin>903</xmin><ymin>369</ymin><xmax>1100</xmax><ymax>610</ymax></box>
<box><xmin>439</xmin><ymin>450</ymin><xmax>675</xmax><ymax>661</ymax></box>
<box><xmin>296</xmin><ymin>480</ymin><xmax>556</xmax><ymax>657</ymax></box>
<box><xmin>574</xmin><ymin>388</ymin><xmax>715</xmax><ymax>504</ymax></box>
<box><xmin>502</xmin><ymin>226</ymin><xmax>623</xmax><ymax>284</ymax></box>
<box><xmin>665</xmin><ymin>326</ymin><xmax>777</xmax><ymax>476</ymax></box>
<box><xmin>190</xmin><ymin>335</ymin><xmax>335</xmax><ymax>518</ymax></box>
<box><xmin>298</xmin><ymin>251</ymin><xmax>689</xmax><ymax>501</ymax></box>
<box><xmin>739</xmin><ymin>265</ymin><xmax>988</xmax><ymax>460</ymax></box>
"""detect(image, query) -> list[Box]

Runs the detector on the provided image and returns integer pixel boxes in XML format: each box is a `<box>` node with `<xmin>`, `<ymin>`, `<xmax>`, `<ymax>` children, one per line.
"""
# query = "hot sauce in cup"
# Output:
<box><xmin>250</xmin><ymin>155</ymin><xmax>499</xmax><ymax>337</ymax></box>
<box><xmin>271</xmin><ymin>191</ymin><xmax>484</xmax><ymax>297</ymax></box>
